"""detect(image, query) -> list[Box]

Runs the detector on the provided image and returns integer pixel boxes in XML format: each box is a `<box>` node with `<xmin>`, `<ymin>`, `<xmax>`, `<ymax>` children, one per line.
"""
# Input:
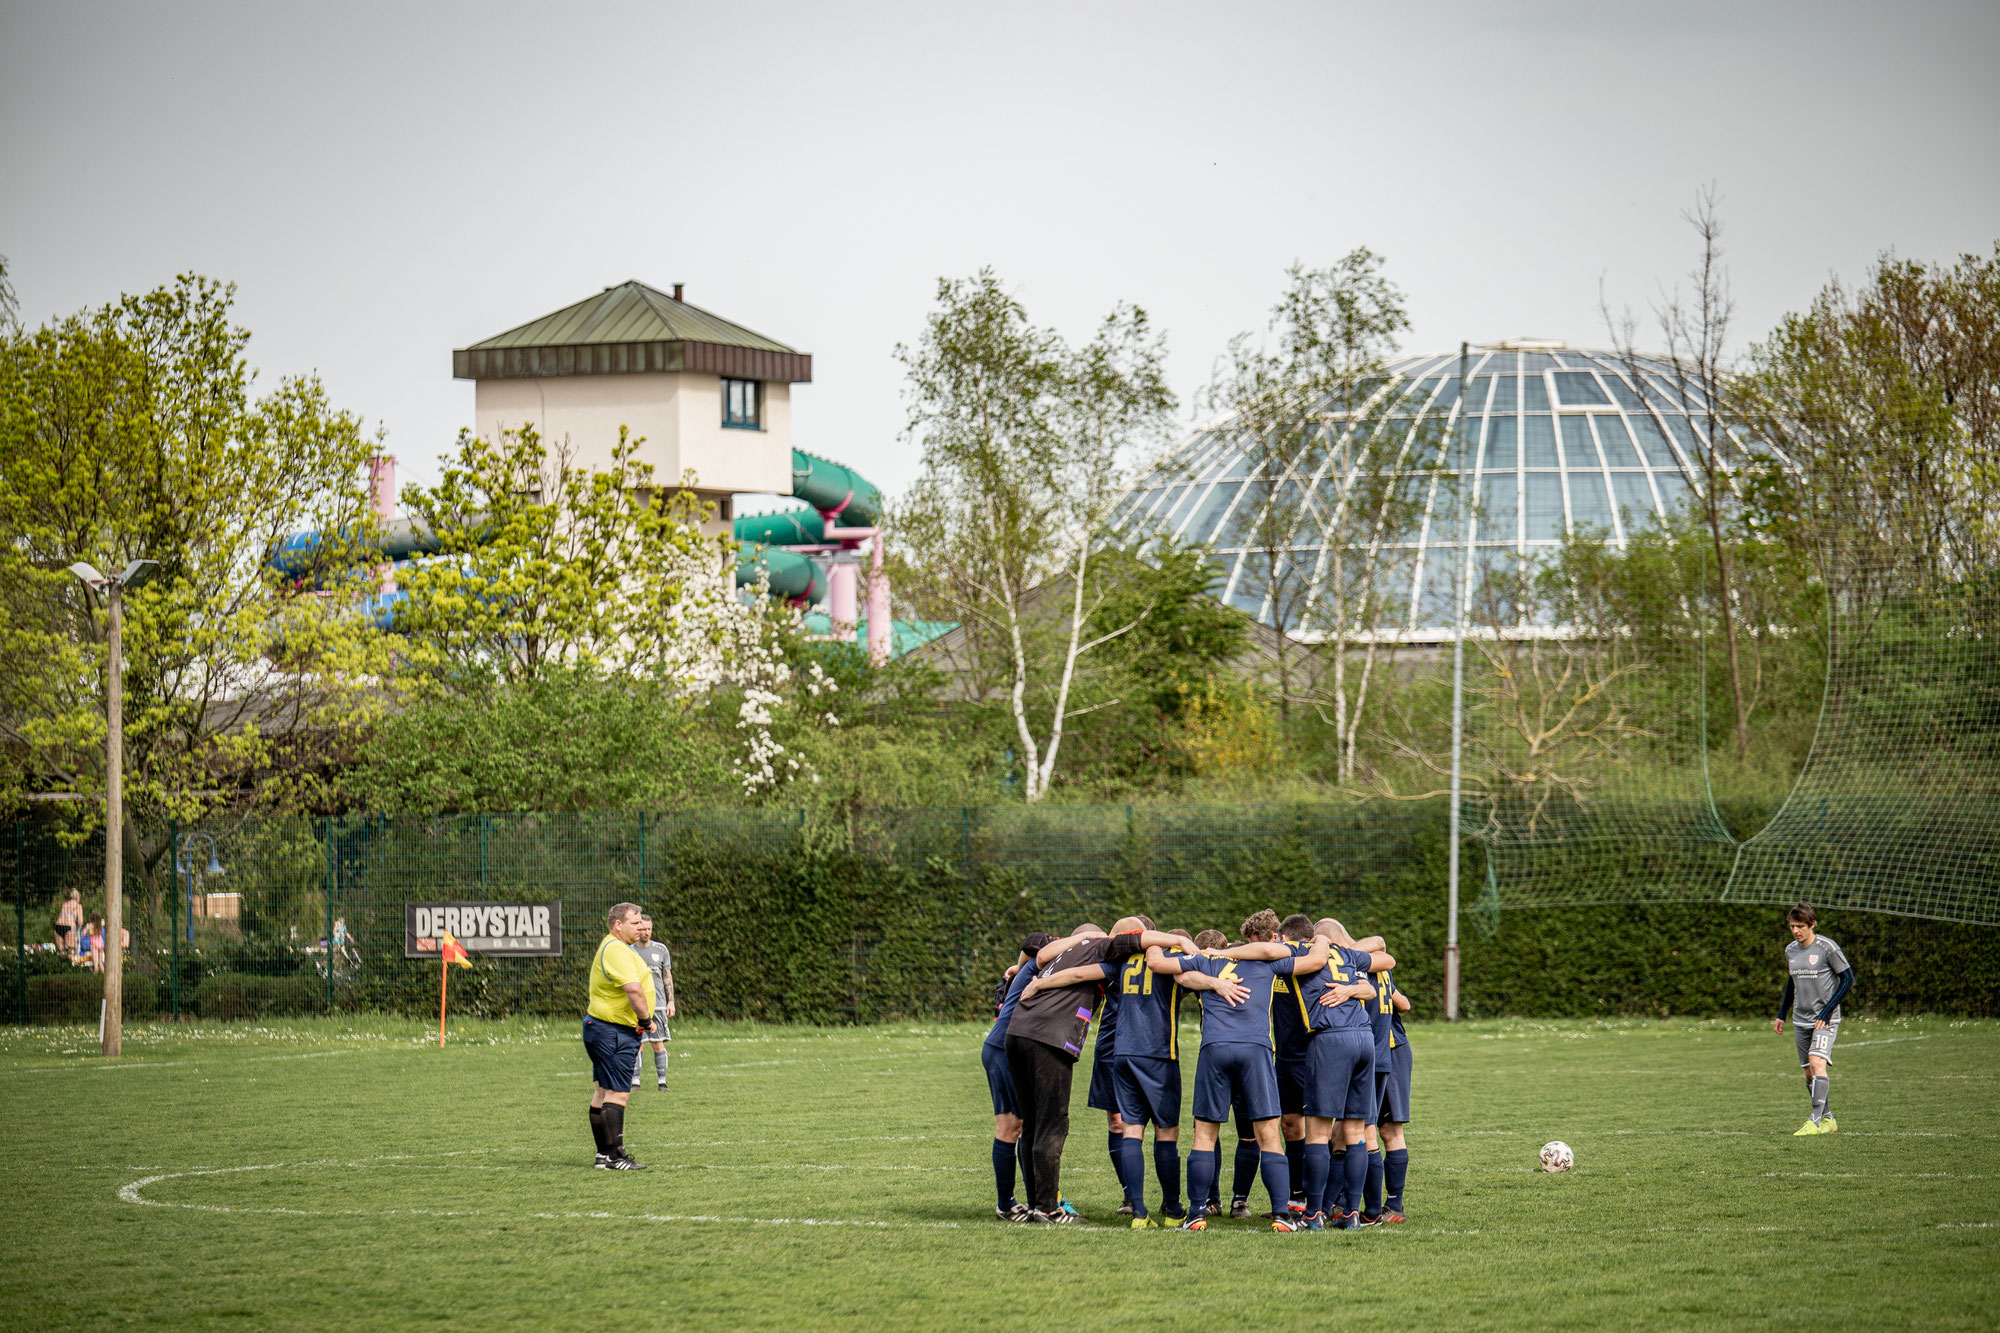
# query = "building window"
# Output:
<box><xmin>723</xmin><ymin>378</ymin><xmax>762</xmax><ymax>429</ymax></box>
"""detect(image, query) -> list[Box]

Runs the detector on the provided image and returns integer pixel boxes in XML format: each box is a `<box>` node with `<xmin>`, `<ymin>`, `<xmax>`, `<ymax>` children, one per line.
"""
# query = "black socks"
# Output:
<box><xmin>589</xmin><ymin>1105</ymin><xmax>608</xmax><ymax>1154</ymax></box>
<box><xmin>601</xmin><ymin>1101</ymin><xmax>626</xmax><ymax>1156</ymax></box>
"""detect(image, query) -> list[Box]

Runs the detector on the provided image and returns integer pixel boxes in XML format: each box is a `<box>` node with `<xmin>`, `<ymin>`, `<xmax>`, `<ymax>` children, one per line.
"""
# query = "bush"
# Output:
<box><xmin>200</xmin><ymin>972</ymin><xmax>326</xmax><ymax>1019</ymax></box>
<box><xmin>22</xmin><ymin>970</ymin><xmax>157</xmax><ymax>1022</ymax></box>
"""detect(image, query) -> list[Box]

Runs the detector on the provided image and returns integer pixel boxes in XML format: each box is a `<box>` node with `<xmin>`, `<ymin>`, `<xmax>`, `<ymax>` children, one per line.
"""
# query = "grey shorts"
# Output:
<box><xmin>1795</xmin><ymin>1018</ymin><xmax>1838</xmax><ymax>1067</ymax></box>
<box><xmin>642</xmin><ymin>1016</ymin><xmax>670</xmax><ymax>1044</ymax></box>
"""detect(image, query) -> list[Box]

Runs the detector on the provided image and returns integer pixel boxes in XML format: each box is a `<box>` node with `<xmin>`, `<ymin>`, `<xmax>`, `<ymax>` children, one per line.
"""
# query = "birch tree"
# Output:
<box><xmin>1209</xmin><ymin>253</ymin><xmax>1433</xmax><ymax>778</ymax></box>
<box><xmin>895</xmin><ymin>271</ymin><xmax>1174</xmax><ymax>801</ymax></box>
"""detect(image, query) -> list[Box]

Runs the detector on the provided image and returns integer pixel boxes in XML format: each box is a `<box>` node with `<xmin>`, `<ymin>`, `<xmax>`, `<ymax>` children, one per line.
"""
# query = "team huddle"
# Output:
<box><xmin>981</xmin><ymin>909</ymin><xmax>1412</xmax><ymax>1231</ymax></box>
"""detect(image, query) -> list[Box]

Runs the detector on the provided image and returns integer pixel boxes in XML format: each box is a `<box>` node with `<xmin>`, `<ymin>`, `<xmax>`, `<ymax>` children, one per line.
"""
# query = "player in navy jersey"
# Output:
<box><xmin>1302</xmin><ymin>917</ymin><xmax>1394</xmax><ymax>1228</ymax></box>
<box><xmin>982</xmin><ymin>933</ymin><xmax>1053</xmax><ymax>1220</ymax></box>
<box><xmin>1086</xmin><ymin>914</ymin><xmax>1150</xmax><ymax>1214</ymax></box>
<box><xmin>1147</xmin><ymin>909</ymin><xmax>1330</xmax><ymax>1232</ymax></box>
<box><xmin>1271</xmin><ymin>914</ymin><xmax>1317</xmax><ymax>1218</ymax></box>
<box><xmin>1379</xmin><ymin>971</ymin><xmax>1412</xmax><ymax>1220</ymax></box>
<box><xmin>1183</xmin><ymin>928</ymin><xmax>1263</xmax><ymax>1219</ymax></box>
<box><xmin>1357</xmin><ymin>961</ymin><xmax>1407</xmax><ymax>1223</ymax></box>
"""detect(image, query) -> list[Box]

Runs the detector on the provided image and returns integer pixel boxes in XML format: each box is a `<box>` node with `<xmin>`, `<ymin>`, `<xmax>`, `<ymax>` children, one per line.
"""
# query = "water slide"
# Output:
<box><xmin>732</xmin><ymin>448</ymin><xmax>893</xmax><ymax>663</ymax></box>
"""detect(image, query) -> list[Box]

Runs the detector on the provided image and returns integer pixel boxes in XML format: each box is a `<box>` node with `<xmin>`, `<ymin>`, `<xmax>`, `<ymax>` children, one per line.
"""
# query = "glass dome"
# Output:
<box><xmin>1109</xmin><ymin>344</ymin><xmax>1728</xmax><ymax>639</ymax></box>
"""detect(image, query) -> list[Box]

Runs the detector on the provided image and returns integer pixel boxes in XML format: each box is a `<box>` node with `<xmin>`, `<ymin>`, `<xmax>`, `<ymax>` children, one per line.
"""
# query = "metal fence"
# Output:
<box><xmin>2</xmin><ymin>803</ymin><xmax>1453</xmax><ymax>1026</ymax></box>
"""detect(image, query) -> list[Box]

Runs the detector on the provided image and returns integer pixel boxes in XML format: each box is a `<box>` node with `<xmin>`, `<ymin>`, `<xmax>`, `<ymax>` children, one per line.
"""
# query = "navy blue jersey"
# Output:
<box><xmin>1305</xmin><ymin>944</ymin><xmax>1377</xmax><ymax>1034</ymax></box>
<box><xmin>984</xmin><ymin>959</ymin><xmax>1040</xmax><ymax>1051</ymax></box>
<box><xmin>1114</xmin><ymin>948</ymin><xmax>1188</xmax><ymax>1060</ymax></box>
<box><xmin>1390</xmin><ymin>989</ymin><xmax>1409</xmax><ymax>1048</ymax></box>
<box><xmin>1271</xmin><ymin>943</ymin><xmax>1314</xmax><ymax>1061</ymax></box>
<box><xmin>1369</xmin><ymin>968</ymin><xmax>1400</xmax><ymax>1064</ymax></box>
<box><xmin>1094</xmin><ymin>968</ymin><xmax>1122</xmax><ymax>1061</ymax></box>
<box><xmin>1179</xmin><ymin>953</ymin><xmax>1305</xmax><ymax>1048</ymax></box>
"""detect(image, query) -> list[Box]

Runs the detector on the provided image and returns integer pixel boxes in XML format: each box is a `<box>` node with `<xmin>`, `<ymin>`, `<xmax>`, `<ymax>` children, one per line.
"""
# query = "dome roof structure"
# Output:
<box><xmin>1109</xmin><ymin>343</ymin><xmax>1732</xmax><ymax>640</ymax></box>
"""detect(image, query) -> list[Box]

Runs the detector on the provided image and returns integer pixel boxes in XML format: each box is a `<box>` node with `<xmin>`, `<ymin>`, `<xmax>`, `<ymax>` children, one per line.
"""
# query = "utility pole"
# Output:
<box><xmin>1446</xmin><ymin>343</ymin><xmax>1468</xmax><ymax>1021</ymax></box>
<box><xmin>68</xmin><ymin>559</ymin><xmax>157</xmax><ymax>1058</ymax></box>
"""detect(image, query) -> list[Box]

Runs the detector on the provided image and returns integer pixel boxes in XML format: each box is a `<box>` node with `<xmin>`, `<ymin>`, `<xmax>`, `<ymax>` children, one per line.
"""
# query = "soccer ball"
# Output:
<box><xmin>1540</xmin><ymin>1141</ymin><xmax>1575</xmax><ymax>1172</ymax></box>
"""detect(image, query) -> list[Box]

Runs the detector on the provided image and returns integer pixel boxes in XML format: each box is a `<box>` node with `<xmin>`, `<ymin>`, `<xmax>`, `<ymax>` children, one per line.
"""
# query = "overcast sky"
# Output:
<box><xmin>4</xmin><ymin>0</ymin><xmax>1996</xmax><ymax>501</ymax></box>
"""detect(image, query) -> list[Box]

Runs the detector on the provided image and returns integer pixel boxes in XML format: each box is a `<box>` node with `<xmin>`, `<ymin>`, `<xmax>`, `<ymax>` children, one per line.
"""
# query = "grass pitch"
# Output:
<box><xmin>1</xmin><ymin>1013</ymin><xmax>1996</xmax><ymax>1330</ymax></box>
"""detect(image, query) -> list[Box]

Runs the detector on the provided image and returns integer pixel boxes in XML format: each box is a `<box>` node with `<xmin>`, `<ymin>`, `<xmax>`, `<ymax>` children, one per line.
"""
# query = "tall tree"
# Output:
<box><xmin>393</xmin><ymin>424</ymin><xmax>803</xmax><ymax>793</ymax></box>
<box><xmin>0</xmin><ymin>275</ymin><xmax>388</xmax><ymax>922</ymax></box>
<box><xmin>1208</xmin><ymin>252</ymin><xmax>1434</xmax><ymax>780</ymax></box>
<box><xmin>895</xmin><ymin>271</ymin><xmax>1175</xmax><ymax>802</ymax></box>
<box><xmin>1739</xmin><ymin>240</ymin><xmax>1999</xmax><ymax>590</ymax></box>
<box><xmin>1603</xmin><ymin>187</ymin><xmax>1757</xmax><ymax>762</ymax></box>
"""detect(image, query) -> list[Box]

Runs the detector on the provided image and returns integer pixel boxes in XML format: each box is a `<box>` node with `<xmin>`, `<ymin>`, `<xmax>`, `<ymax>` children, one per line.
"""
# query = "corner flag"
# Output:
<box><xmin>438</xmin><ymin>931</ymin><xmax>471</xmax><ymax>1047</ymax></box>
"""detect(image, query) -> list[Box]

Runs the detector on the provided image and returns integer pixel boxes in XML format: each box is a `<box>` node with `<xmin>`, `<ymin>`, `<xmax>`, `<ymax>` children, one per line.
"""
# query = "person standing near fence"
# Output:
<box><xmin>583</xmin><ymin>902</ymin><xmax>657</xmax><ymax>1171</ymax></box>
<box><xmin>629</xmin><ymin>915</ymin><xmax>675</xmax><ymax>1093</ymax></box>
<box><xmin>54</xmin><ymin>890</ymin><xmax>82</xmax><ymax>955</ymax></box>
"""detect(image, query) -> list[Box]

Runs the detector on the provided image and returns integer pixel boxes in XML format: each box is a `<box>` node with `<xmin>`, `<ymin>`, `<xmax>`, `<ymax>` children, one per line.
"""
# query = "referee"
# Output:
<box><xmin>583</xmin><ymin>902</ymin><xmax>656</xmax><ymax>1170</ymax></box>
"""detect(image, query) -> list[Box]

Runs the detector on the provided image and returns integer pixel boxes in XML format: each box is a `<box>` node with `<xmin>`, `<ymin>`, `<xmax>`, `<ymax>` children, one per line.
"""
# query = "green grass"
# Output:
<box><xmin>1</xmin><ymin>1014</ymin><xmax>1996</xmax><ymax>1330</ymax></box>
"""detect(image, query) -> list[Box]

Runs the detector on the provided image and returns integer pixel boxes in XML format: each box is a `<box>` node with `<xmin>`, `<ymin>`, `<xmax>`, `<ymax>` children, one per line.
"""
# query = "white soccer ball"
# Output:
<box><xmin>1540</xmin><ymin>1141</ymin><xmax>1575</xmax><ymax>1172</ymax></box>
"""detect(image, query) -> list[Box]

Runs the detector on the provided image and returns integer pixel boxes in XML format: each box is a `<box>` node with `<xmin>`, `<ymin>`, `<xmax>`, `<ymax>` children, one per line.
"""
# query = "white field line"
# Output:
<box><xmin>116</xmin><ymin>1164</ymin><xmax>2000</xmax><ymax>1240</ymax></box>
<box><xmin>6</xmin><ymin>1048</ymin><xmax>375</xmax><ymax>1075</ymax></box>
<box><xmin>1835</xmin><ymin>1035</ymin><xmax>1931</xmax><ymax>1049</ymax></box>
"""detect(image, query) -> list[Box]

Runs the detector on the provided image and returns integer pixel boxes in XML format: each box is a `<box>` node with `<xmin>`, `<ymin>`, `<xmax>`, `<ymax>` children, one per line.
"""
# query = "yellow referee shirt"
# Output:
<box><xmin>588</xmin><ymin>933</ymin><xmax>656</xmax><ymax>1027</ymax></box>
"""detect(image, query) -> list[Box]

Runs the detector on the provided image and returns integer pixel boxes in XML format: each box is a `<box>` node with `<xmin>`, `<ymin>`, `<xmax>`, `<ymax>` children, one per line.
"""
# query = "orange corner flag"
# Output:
<box><xmin>438</xmin><ymin>932</ymin><xmax>471</xmax><ymax>1048</ymax></box>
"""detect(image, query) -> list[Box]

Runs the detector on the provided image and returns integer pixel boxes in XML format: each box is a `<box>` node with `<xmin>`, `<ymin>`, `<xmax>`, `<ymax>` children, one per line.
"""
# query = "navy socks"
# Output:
<box><xmin>1365</xmin><ymin>1148</ymin><xmax>1386</xmax><ymax>1214</ymax></box>
<box><xmin>1384</xmin><ymin>1147</ymin><xmax>1409</xmax><ymax>1213</ymax></box>
<box><xmin>1285</xmin><ymin>1139</ymin><xmax>1306</xmax><ymax>1202</ymax></box>
<box><xmin>1232</xmin><ymin>1139</ymin><xmax>1260</xmax><ymax>1202</ymax></box>
<box><xmin>1259</xmin><ymin>1151</ymin><xmax>1291</xmax><ymax>1217</ymax></box>
<box><xmin>1330</xmin><ymin>1147</ymin><xmax>1348</xmax><ymax>1211</ymax></box>
<box><xmin>992</xmin><ymin>1138</ymin><xmax>1017</xmax><ymax>1209</ymax></box>
<box><xmin>1110</xmin><ymin>1133</ymin><xmax>1129</xmax><ymax>1202</ymax></box>
<box><xmin>1118</xmin><ymin>1136</ymin><xmax>1149</xmax><ymax>1218</ymax></box>
<box><xmin>1187</xmin><ymin>1147</ymin><xmax>1217</xmax><ymax>1218</ymax></box>
<box><xmin>1303</xmin><ymin>1142</ymin><xmax>1332</xmax><ymax>1217</ymax></box>
<box><xmin>1154</xmin><ymin>1141</ymin><xmax>1182</xmax><ymax>1212</ymax></box>
<box><xmin>1341</xmin><ymin>1142</ymin><xmax>1368</xmax><ymax>1219</ymax></box>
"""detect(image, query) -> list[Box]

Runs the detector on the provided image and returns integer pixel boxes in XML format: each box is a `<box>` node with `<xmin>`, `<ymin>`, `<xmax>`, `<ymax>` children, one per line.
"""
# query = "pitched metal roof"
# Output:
<box><xmin>454</xmin><ymin>281</ymin><xmax>811</xmax><ymax>382</ymax></box>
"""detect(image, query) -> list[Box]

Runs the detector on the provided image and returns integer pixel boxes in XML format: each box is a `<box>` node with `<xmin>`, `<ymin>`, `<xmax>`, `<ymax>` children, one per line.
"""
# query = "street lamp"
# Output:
<box><xmin>68</xmin><ymin>557</ymin><xmax>157</xmax><ymax>1058</ymax></box>
<box><xmin>174</xmin><ymin>831</ymin><xmax>225</xmax><ymax>943</ymax></box>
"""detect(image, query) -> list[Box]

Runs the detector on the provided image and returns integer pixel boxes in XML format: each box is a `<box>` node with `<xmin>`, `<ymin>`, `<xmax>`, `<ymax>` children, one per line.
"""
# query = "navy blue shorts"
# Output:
<box><xmin>1380</xmin><ymin>1042</ymin><xmax>1412</xmax><ymax>1124</ymax></box>
<box><xmin>1113</xmin><ymin>1055</ymin><xmax>1181</xmax><ymax>1127</ymax></box>
<box><xmin>1305</xmin><ymin>1029</ymin><xmax>1376</xmax><ymax>1122</ymax></box>
<box><xmin>982</xmin><ymin>1042</ymin><xmax>1018</xmax><ymax>1117</ymax></box>
<box><xmin>1193</xmin><ymin>1043</ymin><xmax>1280</xmax><ymax>1123</ymax></box>
<box><xmin>582</xmin><ymin>1015</ymin><xmax>641</xmax><ymax>1091</ymax></box>
<box><xmin>1087</xmin><ymin>1043</ymin><xmax>1117</xmax><ymax>1113</ymax></box>
<box><xmin>1276</xmin><ymin>1057</ymin><xmax>1308</xmax><ymax>1117</ymax></box>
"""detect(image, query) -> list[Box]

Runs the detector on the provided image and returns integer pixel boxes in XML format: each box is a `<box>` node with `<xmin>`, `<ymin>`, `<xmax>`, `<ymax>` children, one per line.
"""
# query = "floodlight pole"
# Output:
<box><xmin>102</xmin><ymin>576</ymin><xmax>126</xmax><ymax>1057</ymax></box>
<box><xmin>1445</xmin><ymin>342</ymin><xmax>1470</xmax><ymax>1022</ymax></box>
<box><xmin>70</xmin><ymin>558</ymin><xmax>155</xmax><ymax>1058</ymax></box>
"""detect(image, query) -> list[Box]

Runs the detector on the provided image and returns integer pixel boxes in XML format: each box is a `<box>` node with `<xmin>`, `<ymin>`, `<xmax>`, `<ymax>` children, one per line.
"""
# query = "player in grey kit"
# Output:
<box><xmin>1774</xmin><ymin>902</ymin><xmax>1852</xmax><ymax>1135</ymax></box>
<box><xmin>630</xmin><ymin>916</ymin><xmax>676</xmax><ymax>1091</ymax></box>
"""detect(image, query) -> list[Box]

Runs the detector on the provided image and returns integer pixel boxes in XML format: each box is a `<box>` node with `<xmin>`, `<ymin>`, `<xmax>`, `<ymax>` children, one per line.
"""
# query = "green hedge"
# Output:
<box><xmin>23</xmin><ymin>971</ymin><xmax>159</xmax><ymax>1022</ymax></box>
<box><xmin>10</xmin><ymin>804</ymin><xmax>1997</xmax><ymax>1024</ymax></box>
<box><xmin>199</xmin><ymin>973</ymin><xmax>324</xmax><ymax>1019</ymax></box>
<box><xmin>294</xmin><ymin>810</ymin><xmax>2000</xmax><ymax>1024</ymax></box>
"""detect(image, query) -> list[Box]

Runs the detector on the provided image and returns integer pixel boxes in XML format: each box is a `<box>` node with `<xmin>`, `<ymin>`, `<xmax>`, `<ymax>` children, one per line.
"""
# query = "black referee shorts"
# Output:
<box><xmin>583</xmin><ymin>1015</ymin><xmax>641</xmax><ymax>1089</ymax></box>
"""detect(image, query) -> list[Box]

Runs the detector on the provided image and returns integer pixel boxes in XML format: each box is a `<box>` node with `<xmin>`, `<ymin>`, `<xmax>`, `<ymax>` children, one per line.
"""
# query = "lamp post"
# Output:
<box><xmin>175</xmin><ymin>832</ymin><xmax>224</xmax><ymax>943</ymax></box>
<box><xmin>67</xmin><ymin>558</ymin><xmax>157</xmax><ymax>1058</ymax></box>
<box><xmin>1446</xmin><ymin>342</ymin><xmax>1505</xmax><ymax>1021</ymax></box>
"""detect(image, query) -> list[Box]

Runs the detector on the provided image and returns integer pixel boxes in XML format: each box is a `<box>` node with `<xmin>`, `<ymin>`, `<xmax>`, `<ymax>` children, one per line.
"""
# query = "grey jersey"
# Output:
<box><xmin>632</xmin><ymin>941</ymin><xmax>672</xmax><ymax>995</ymax></box>
<box><xmin>1786</xmin><ymin>935</ymin><xmax>1850</xmax><ymax>1023</ymax></box>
